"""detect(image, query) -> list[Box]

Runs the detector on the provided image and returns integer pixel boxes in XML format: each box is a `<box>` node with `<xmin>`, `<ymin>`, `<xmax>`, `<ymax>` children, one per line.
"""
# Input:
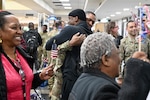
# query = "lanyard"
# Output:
<box><xmin>1</xmin><ymin>51</ymin><xmax>26</xmax><ymax>100</ymax></box>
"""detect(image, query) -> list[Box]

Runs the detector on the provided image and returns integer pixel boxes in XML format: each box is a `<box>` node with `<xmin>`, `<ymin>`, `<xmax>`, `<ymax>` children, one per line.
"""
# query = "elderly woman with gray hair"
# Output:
<box><xmin>68</xmin><ymin>32</ymin><xmax>150</xmax><ymax>100</ymax></box>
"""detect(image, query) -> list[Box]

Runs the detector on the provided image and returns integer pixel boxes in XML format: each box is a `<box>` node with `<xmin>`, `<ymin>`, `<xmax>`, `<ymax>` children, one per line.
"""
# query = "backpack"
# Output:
<box><xmin>23</xmin><ymin>30</ymin><xmax>39</xmax><ymax>54</ymax></box>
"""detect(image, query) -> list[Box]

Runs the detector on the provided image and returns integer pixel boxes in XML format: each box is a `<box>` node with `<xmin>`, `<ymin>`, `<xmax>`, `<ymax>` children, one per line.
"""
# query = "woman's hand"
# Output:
<box><xmin>39</xmin><ymin>64</ymin><xmax>54</xmax><ymax>80</ymax></box>
<box><xmin>69</xmin><ymin>32</ymin><xmax>86</xmax><ymax>46</ymax></box>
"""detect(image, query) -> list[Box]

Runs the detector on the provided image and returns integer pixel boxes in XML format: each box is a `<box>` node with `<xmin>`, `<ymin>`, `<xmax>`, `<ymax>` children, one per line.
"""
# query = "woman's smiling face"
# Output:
<box><xmin>0</xmin><ymin>15</ymin><xmax>22</xmax><ymax>47</ymax></box>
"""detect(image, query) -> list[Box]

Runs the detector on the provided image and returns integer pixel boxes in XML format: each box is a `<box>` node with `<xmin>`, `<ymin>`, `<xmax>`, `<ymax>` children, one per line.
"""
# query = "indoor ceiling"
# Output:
<box><xmin>5</xmin><ymin>0</ymin><xmax>102</xmax><ymax>21</ymax></box>
<box><xmin>4</xmin><ymin>0</ymin><xmax>150</xmax><ymax>22</ymax></box>
<box><xmin>96</xmin><ymin>0</ymin><xmax>150</xmax><ymax>21</ymax></box>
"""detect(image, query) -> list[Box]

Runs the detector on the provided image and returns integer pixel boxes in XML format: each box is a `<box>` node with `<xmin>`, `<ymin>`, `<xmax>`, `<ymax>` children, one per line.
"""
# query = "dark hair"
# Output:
<box><xmin>106</xmin><ymin>21</ymin><xmax>116</xmax><ymax>33</ymax></box>
<box><xmin>0</xmin><ymin>11</ymin><xmax>13</xmax><ymax>30</ymax></box>
<box><xmin>55</xmin><ymin>21</ymin><xmax>62</xmax><ymax>28</ymax></box>
<box><xmin>85</xmin><ymin>11</ymin><xmax>96</xmax><ymax>16</ymax></box>
<box><xmin>28</xmin><ymin>22</ymin><xmax>34</xmax><ymax>29</ymax></box>
<box><xmin>43</xmin><ymin>24</ymin><xmax>47</xmax><ymax>29</ymax></box>
<box><xmin>68</xmin><ymin>9</ymin><xmax>86</xmax><ymax>21</ymax></box>
<box><xmin>126</xmin><ymin>20</ymin><xmax>134</xmax><ymax>27</ymax></box>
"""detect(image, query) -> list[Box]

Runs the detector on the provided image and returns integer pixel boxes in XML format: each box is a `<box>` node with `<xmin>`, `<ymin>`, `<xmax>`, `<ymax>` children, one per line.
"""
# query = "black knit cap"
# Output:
<box><xmin>68</xmin><ymin>9</ymin><xmax>86</xmax><ymax>21</ymax></box>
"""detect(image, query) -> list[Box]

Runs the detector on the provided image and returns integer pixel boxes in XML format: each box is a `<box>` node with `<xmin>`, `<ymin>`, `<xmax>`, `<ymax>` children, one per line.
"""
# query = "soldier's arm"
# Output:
<box><xmin>58</xmin><ymin>40</ymin><xmax>72</xmax><ymax>52</ymax></box>
<box><xmin>45</xmin><ymin>26</ymin><xmax>79</xmax><ymax>50</ymax></box>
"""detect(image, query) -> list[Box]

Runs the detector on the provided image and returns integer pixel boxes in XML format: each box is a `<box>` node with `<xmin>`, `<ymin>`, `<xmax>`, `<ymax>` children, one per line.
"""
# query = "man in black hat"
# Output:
<box><xmin>46</xmin><ymin>9</ymin><xmax>92</xmax><ymax>100</ymax></box>
<box><xmin>68</xmin><ymin>9</ymin><xmax>87</xmax><ymax>25</ymax></box>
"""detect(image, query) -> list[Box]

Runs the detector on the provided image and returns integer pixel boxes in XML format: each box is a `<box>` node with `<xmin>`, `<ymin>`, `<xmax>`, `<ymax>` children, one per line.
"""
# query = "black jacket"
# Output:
<box><xmin>114</xmin><ymin>35</ymin><xmax>123</xmax><ymax>48</ymax></box>
<box><xmin>0</xmin><ymin>46</ymin><xmax>44</xmax><ymax>100</ymax></box>
<box><xmin>69</xmin><ymin>58</ymin><xmax>150</xmax><ymax>100</ymax></box>
<box><xmin>45</xmin><ymin>21</ymin><xmax>92</xmax><ymax>74</ymax></box>
<box><xmin>46</xmin><ymin>21</ymin><xmax>92</xmax><ymax>50</ymax></box>
<box><xmin>118</xmin><ymin>58</ymin><xmax>150</xmax><ymax>100</ymax></box>
<box><xmin>68</xmin><ymin>68</ymin><xmax>120</xmax><ymax>100</ymax></box>
<box><xmin>45</xmin><ymin>21</ymin><xmax>92</xmax><ymax>100</ymax></box>
<box><xmin>23</xmin><ymin>29</ymin><xmax>42</xmax><ymax>46</ymax></box>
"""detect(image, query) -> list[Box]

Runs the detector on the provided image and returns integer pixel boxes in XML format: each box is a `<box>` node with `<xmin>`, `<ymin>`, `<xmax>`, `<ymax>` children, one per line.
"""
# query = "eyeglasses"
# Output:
<box><xmin>113</xmin><ymin>26</ymin><xmax>119</xmax><ymax>28</ymax></box>
<box><xmin>86</xmin><ymin>18</ymin><xmax>95</xmax><ymax>24</ymax></box>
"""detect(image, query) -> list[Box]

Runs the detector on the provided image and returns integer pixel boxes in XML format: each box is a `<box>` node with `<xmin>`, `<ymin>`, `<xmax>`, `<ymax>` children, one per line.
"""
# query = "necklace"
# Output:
<box><xmin>13</xmin><ymin>57</ymin><xmax>26</xmax><ymax>80</ymax></box>
<box><xmin>2</xmin><ymin>50</ymin><xmax>26</xmax><ymax>100</ymax></box>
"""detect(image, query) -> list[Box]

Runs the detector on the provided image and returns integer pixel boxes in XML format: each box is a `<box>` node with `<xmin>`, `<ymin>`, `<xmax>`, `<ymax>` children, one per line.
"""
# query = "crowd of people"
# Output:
<box><xmin>1</xmin><ymin>6</ymin><xmax>150</xmax><ymax>100</ymax></box>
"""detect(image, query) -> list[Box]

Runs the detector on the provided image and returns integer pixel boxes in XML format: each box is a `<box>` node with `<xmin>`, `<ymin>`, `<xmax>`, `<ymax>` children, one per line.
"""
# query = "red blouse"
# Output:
<box><xmin>2</xmin><ymin>50</ymin><xmax>33</xmax><ymax>100</ymax></box>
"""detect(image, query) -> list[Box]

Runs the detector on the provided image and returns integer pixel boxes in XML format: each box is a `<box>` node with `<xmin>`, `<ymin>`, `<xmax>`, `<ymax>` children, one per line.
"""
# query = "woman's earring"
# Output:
<box><xmin>0</xmin><ymin>38</ymin><xmax>2</xmax><ymax>43</ymax></box>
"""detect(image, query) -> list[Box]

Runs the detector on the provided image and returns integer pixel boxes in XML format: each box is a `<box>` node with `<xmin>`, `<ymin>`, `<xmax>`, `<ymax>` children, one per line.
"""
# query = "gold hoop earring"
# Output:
<box><xmin>0</xmin><ymin>38</ymin><xmax>2</xmax><ymax>43</ymax></box>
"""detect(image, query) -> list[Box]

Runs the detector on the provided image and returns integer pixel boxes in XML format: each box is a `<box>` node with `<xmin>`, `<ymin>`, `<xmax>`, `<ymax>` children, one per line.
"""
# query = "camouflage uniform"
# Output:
<box><xmin>47</xmin><ymin>29</ymin><xmax>61</xmax><ymax>100</ymax></box>
<box><xmin>119</xmin><ymin>35</ymin><xmax>150</xmax><ymax>77</ymax></box>
<box><xmin>120</xmin><ymin>35</ymin><xmax>150</xmax><ymax>63</ymax></box>
<box><xmin>50</xmin><ymin>40</ymin><xmax>72</xmax><ymax>100</ymax></box>
<box><xmin>47</xmin><ymin>29</ymin><xmax>60</xmax><ymax>64</ymax></box>
<box><xmin>38</xmin><ymin>30</ymin><xmax>59</xmax><ymax>65</ymax></box>
<box><xmin>48</xmin><ymin>29</ymin><xmax>59</xmax><ymax>37</ymax></box>
<box><xmin>38</xmin><ymin>32</ymin><xmax>49</xmax><ymax>67</ymax></box>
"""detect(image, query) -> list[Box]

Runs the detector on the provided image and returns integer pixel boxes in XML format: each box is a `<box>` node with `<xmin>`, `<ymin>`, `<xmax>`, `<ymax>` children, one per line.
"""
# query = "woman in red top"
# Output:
<box><xmin>0</xmin><ymin>11</ymin><xmax>53</xmax><ymax>100</ymax></box>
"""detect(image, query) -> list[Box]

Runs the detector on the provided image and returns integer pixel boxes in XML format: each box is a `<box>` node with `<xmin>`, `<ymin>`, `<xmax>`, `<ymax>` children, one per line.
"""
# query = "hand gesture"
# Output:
<box><xmin>132</xmin><ymin>51</ymin><xmax>150</xmax><ymax>62</ymax></box>
<box><xmin>39</xmin><ymin>64</ymin><xmax>54</xmax><ymax>80</ymax></box>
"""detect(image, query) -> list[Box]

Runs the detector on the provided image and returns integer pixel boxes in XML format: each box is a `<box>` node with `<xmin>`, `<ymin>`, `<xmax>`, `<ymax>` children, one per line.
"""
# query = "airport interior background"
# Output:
<box><xmin>1</xmin><ymin>0</ymin><xmax>150</xmax><ymax>36</ymax></box>
<box><xmin>1</xmin><ymin>0</ymin><xmax>150</xmax><ymax>99</ymax></box>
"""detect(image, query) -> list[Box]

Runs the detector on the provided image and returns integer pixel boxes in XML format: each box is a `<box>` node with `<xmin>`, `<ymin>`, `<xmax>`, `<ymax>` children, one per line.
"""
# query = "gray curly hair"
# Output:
<box><xmin>80</xmin><ymin>32</ymin><xmax>116</xmax><ymax>68</ymax></box>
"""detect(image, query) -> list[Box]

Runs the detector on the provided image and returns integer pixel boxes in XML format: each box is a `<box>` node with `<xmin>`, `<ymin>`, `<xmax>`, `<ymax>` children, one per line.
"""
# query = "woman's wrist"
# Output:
<box><xmin>39</xmin><ymin>72</ymin><xmax>44</xmax><ymax>80</ymax></box>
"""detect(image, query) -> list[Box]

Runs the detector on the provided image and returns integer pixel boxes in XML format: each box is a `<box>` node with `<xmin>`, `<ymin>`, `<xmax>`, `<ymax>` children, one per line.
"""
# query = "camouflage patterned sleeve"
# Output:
<box><xmin>57</xmin><ymin>40</ymin><xmax>72</xmax><ymax>52</ymax></box>
<box><xmin>119</xmin><ymin>39</ymin><xmax>125</xmax><ymax>62</ymax></box>
<box><xmin>53</xmin><ymin>40</ymin><xmax>72</xmax><ymax>71</ymax></box>
<box><xmin>53</xmin><ymin>40</ymin><xmax>72</xmax><ymax>67</ymax></box>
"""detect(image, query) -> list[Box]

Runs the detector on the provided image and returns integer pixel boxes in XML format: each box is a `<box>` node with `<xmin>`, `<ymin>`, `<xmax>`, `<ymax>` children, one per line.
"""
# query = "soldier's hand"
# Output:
<box><xmin>69</xmin><ymin>32</ymin><xmax>86</xmax><ymax>46</ymax></box>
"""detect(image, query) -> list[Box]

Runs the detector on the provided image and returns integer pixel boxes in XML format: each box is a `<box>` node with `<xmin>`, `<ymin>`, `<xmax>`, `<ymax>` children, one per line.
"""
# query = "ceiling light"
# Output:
<box><xmin>101</xmin><ymin>18</ymin><xmax>108</xmax><ymax>23</ymax></box>
<box><xmin>116</xmin><ymin>12</ymin><xmax>121</xmax><ymax>14</ymax></box>
<box><xmin>64</xmin><ymin>7</ymin><xmax>72</xmax><ymax>9</ymax></box>
<box><xmin>135</xmin><ymin>6</ymin><xmax>141</xmax><ymax>9</ymax></box>
<box><xmin>110</xmin><ymin>14</ymin><xmax>115</xmax><ymax>17</ymax></box>
<box><xmin>106</xmin><ymin>17</ymin><xmax>110</xmax><ymax>19</ymax></box>
<box><xmin>59</xmin><ymin>0</ymin><xmax>69</xmax><ymax>2</ymax></box>
<box><xmin>62</xmin><ymin>3</ymin><xmax>71</xmax><ymax>6</ymax></box>
<box><xmin>123</xmin><ymin>8</ymin><xmax>129</xmax><ymax>11</ymax></box>
<box><xmin>123</xmin><ymin>19</ymin><xmax>127</xmax><ymax>22</ymax></box>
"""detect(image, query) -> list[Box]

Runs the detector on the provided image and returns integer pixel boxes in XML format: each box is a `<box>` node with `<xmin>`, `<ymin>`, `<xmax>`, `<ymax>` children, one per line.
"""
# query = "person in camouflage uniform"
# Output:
<box><xmin>50</xmin><ymin>41</ymin><xmax>72</xmax><ymax>100</ymax></box>
<box><xmin>50</xmin><ymin>33</ymin><xmax>85</xmax><ymax>100</ymax></box>
<box><xmin>38</xmin><ymin>24</ymin><xmax>49</xmax><ymax>67</ymax></box>
<box><xmin>119</xmin><ymin>20</ymin><xmax>150</xmax><ymax>76</ymax></box>
<box><xmin>49</xmin><ymin>11</ymin><xmax>96</xmax><ymax>100</ymax></box>
<box><xmin>120</xmin><ymin>20</ymin><xmax>150</xmax><ymax>63</ymax></box>
<box><xmin>47</xmin><ymin>21</ymin><xmax>64</xmax><ymax>97</ymax></box>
